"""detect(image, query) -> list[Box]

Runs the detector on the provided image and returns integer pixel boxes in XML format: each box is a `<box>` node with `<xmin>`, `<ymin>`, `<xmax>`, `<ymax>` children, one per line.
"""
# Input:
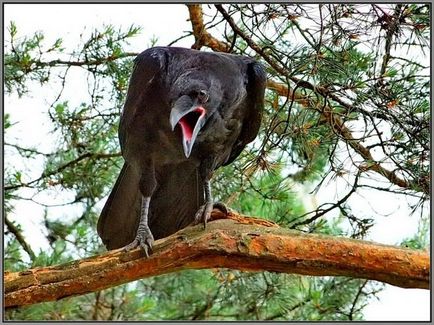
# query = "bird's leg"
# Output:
<box><xmin>123</xmin><ymin>196</ymin><xmax>155</xmax><ymax>257</ymax></box>
<box><xmin>193</xmin><ymin>178</ymin><xmax>228</xmax><ymax>228</ymax></box>
<box><xmin>122</xmin><ymin>166</ymin><xmax>156</xmax><ymax>257</ymax></box>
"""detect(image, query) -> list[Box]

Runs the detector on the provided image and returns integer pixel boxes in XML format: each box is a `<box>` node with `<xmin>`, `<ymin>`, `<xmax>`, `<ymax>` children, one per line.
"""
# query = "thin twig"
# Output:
<box><xmin>4</xmin><ymin>216</ymin><xmax>36</xmax><ymax>261</ymax></box>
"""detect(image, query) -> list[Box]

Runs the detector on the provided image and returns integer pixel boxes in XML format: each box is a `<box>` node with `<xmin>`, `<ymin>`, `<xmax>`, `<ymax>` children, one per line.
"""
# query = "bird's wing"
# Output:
<box><xmin>97</xmin><ymin>163</ymin><xmax>142</xmax><ymax>249</ymax></box>
<box><xmin>223</xmin><ymin>61</ymin><xmax>267</xmax><ymax>166</ymax></box>
<box><xmin>119</xmin><ymin>47</ymin><xmax>169</xmax><ymax>144</ymax></box>
<box><xmin>98</xmin><ymin>48</ymin><xmax>171</xmax><ymax>250</ymax></box>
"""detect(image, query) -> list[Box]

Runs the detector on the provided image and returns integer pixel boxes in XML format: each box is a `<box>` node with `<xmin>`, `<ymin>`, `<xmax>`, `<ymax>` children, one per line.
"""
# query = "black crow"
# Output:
<box><xmin>97</xmin><ymin>47</ymin><xmax>266</xmax><ymax>255</ymax></box>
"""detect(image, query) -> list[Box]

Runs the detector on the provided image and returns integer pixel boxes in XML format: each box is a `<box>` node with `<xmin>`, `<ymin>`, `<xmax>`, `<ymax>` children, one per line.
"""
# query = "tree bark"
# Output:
<box><xmin>4</xmin><ymin>212</ymin><xmax>430</xmax><ymax>308</ymax></box>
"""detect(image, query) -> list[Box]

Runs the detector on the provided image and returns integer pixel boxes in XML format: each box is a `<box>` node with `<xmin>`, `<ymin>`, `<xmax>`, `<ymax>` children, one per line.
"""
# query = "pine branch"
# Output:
<box><xmin>4</xmin><ymin>216</ymin><xmax>36</xmax><ymax>262</ymax></box>
<box><xmin>4</xmin><ymin>152</ymin><xmax>121</xmax><ymax>191</ymax></box>
<box><xmin>30</xmin><ymin>52</ymin><xmax>138</xmax><ymax>69</ymax></box>
<box><xmin>187</xmin><ymin>4</ymin><xmax>428</xmax><ymax>195</ymax></box>
<box><xmin>4</xmin><ymin>212</ymin><xmax>429</xmax><ymax>308</ymax></box>
<box><xmin>187</xmin><ymin>4</ymin><xmax>230</xmax><ymax>51</ymax></box>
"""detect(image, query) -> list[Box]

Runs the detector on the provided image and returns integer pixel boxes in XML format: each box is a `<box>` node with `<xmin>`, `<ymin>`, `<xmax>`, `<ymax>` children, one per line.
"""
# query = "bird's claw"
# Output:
<box><xmin>122</xmin><ymin>228</ymin><xmax>154</xmax><ymax>257</ymax></box>
<box><xmin>193</xmin><ymin>201</ymin><xmax>228</xmax><ymax>228</ymax></box>
<box><xmin>194</xmin><ymin>202</ymin><xmax>213</xmax><ymax>228</ymax></box>
<box><xmin>213</xmin><ymin>201</ymin><xmax>228</xmax><ymax>215</ymax></box>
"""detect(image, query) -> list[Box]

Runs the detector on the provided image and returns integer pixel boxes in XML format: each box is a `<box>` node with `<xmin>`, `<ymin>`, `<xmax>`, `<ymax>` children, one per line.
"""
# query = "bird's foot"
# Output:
<box><xmin>193</xmin><ymin>201</ymin><xmax>228</xmax><ymax>228</ymax></box>
<box><xmin>122</xmin><ymin>226</ymin><xmax>154</xmax><ymax>257</ymax></box>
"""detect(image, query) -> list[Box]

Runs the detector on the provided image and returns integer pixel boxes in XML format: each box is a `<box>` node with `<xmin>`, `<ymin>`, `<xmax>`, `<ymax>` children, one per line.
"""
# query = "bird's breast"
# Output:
<box><xmin>192</xmin><ymin>116</ymin><xmax>240</xmax><ymax>161</ymax></box>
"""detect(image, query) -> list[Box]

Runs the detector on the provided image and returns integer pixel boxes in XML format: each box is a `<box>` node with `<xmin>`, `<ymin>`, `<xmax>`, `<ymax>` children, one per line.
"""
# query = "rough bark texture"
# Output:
<box><xmin>4</xmin><ymin>212</ymin><xmax>430</xmax><ymax>308</ymax></box>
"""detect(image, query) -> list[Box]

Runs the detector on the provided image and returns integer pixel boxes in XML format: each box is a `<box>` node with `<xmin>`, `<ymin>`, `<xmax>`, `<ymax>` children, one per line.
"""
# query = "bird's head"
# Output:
<box><xmin>170</xmin><ymin>82</ymin><xmax>220</xmax><ymax>158</ymax></box>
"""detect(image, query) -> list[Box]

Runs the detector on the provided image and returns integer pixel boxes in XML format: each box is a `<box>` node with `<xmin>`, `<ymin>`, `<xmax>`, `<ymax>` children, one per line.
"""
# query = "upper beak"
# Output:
<box><xmin>170</xmin><ymin>105</ymin><xmax>207</xmax><ymax>158</ymax></box>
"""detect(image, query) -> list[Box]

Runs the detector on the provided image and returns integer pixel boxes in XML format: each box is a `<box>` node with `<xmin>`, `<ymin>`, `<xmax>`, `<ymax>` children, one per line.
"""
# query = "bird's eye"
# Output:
<box><xmin>198</xmin><ymin>90</ymin><xmax>209</xmax><ymax>103</ymax></box>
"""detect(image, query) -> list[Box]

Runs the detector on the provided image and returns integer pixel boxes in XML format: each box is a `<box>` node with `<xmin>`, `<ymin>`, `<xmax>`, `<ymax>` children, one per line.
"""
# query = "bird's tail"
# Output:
<box><xmin>97</xmin><ymin>163</ymin><xmax>142</xmax><ymax>250</ymax></box>
<box><xmin>97</xmin><ymin>162</ymin><xmax>204</xmax><ymax>250</ymax></box>
<box><xmin>148</xmin><ymin>162</ymin><xmax>204</xmax><ymax>239</ymax></box>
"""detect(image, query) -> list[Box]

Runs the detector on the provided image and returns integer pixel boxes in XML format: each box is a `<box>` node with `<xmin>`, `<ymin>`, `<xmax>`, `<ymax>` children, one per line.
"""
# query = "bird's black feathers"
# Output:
<box><xmin>97</xmin><ymin>47</ymin><xmax>266</xmax><ymax>250</ymax></box>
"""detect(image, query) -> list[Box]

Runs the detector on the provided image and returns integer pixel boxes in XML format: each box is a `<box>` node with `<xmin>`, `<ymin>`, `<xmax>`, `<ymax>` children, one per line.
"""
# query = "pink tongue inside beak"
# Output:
<box><xmin>179</xmin><ymin>120</ymin><xmax>193</xmax><ymax>141</ymax></box>
<box><xmin>178</xmin><ymin>107</ymin><xmax>206</xmax><ymax>141</ymax></box>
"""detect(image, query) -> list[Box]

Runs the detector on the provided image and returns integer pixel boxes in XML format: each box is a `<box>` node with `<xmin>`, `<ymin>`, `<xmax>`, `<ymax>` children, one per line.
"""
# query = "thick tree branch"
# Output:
<box><xmin>187</xmin><ymin>5</ymin><xmax>230</xmax><ymax>51</ymax></box>
<box><xmin>4</xmin><ymin>212</ymin><xmax>430</xmax><ymax>308</ymax></box>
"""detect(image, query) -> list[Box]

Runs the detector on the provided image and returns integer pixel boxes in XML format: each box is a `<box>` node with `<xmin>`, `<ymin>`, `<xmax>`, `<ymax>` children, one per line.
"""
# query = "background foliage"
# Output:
<box><xmin>4</xmin><ymin>4</ymin><xmax>430</xmax><ymax>320</ymax></box>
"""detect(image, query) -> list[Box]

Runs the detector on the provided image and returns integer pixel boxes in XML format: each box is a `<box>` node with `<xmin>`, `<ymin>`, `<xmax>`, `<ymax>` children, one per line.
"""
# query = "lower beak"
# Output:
<box><xmin>170</xmin><ymin>106</ymin><xmax>206</xmax><ymax>158</ymax></box>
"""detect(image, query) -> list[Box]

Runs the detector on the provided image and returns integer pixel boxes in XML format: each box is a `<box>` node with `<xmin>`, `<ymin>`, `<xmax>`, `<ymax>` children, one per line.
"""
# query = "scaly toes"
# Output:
<box><xmin>213</xmin><ymin>201</ymin><xmax>228</xmax><ymax>215</ymax></box>
<box><xmin>122</xmin><ymin>229</ymin><xmax>154</xmax><ymax>257</ymax></box>
<box><xmin>194</xmin><ymin>202</ymin><xmax>213</xmax><ymax>227</ymax></box>
<box><xmin>123</xmin><ymin>238</ymin><xmax>139</xmax><ymax>252</ymax></box>
<box><xmin>141</xmin><ymin>235</ymin><xmax>154</xmax><ymax>257</ymax></box>
<box><xmin>193</xmin><ymin>202</ymin><xmax>230</xmax><ymax>227</ymax></box>
<box><xmin>193</xmin><ymin>205</ymin><xmax>206</xmax><ymax>226</ymax></box>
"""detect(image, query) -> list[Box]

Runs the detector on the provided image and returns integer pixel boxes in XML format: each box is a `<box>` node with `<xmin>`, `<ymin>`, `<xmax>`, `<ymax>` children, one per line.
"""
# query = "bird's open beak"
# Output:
<box><xmin>170</xmin><ymin>106</ymin><xmax>206</xmax><ymax>158</ymax></box>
